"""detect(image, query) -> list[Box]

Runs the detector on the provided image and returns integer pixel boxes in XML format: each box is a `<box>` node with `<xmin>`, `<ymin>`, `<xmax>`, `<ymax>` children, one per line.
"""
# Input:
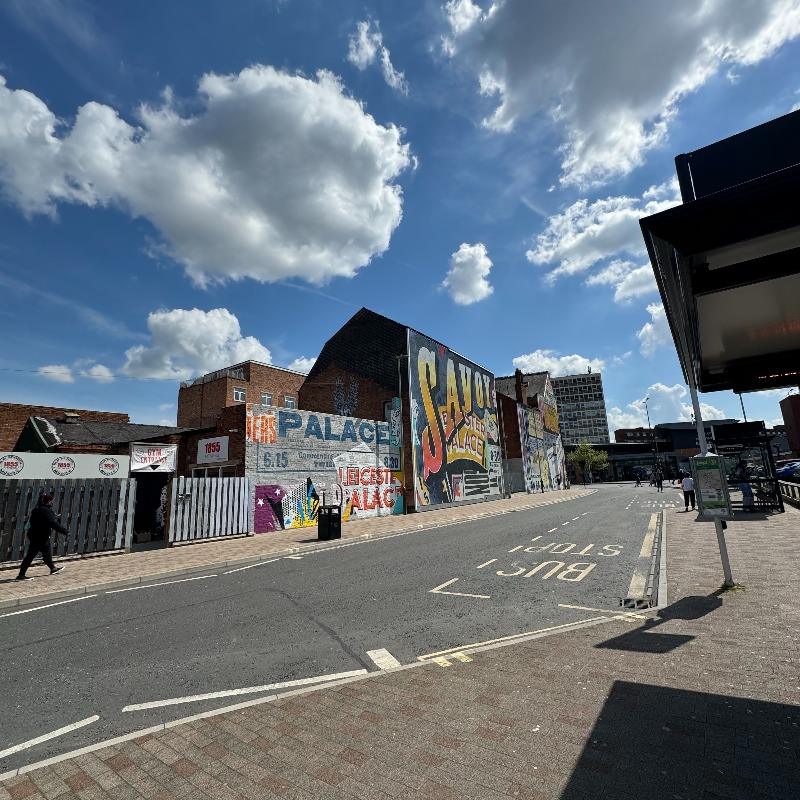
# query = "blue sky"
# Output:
<box><xmin>1</xmin><ymin>0</ymin><xmax>799</xmax><ymax>432</ymax></box>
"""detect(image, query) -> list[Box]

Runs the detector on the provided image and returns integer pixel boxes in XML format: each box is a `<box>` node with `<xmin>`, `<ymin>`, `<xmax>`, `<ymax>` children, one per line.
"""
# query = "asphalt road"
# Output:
<box><xmin>0</xmin><ymin>483</ymin><xmax>678</xmax><ymax>773</ymax></box>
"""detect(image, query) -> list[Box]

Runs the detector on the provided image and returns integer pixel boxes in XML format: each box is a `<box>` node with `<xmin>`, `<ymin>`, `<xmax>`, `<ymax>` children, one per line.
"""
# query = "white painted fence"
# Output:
<box><xmin>168</xmin><ymin>477</ymin><xmax>250</xmax><ymax>543</ymax></box>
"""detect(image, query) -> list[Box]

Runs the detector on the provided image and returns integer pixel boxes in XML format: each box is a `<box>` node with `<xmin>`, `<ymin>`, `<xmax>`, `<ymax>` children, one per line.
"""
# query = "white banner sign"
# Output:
<box><xmin>197</xmin><ymin>436</ymin><xmax>229</xmax><ymax>464</ymax></box>
<box><xmin>0</xmin><ymin>453</ymin><xmax>130</xmax><ymax>479</ymax></box>
<box><xmin>130</xmin><ymin>443</ymin><xmax>177</xmax><ymax>472</ymax></box>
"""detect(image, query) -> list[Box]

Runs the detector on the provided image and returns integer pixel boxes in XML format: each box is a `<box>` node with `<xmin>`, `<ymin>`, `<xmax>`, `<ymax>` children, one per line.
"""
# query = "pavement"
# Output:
<box><xmin>1</xmin><ymin>484</ymin><xmax>799</xmax><ymax>799</ymax></box>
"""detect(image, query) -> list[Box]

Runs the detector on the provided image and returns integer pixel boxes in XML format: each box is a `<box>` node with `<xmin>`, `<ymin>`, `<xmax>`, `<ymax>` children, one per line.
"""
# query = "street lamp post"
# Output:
<box><xmin>642</xmin><ymin>396</ymin><xmax>658</xmax><ymax>476</ymax></box>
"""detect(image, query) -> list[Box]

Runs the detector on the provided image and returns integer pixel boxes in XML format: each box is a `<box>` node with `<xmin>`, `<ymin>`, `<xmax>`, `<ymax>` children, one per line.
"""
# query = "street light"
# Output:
<box><xmin>642</xmin><ymin>396</ymin><xmax>659</xmax><ymax>475</ymax></box>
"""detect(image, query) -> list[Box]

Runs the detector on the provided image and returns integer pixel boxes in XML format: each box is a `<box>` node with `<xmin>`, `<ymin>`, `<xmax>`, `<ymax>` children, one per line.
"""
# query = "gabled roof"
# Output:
<box><xmin>304</xmin><ymin>308</ymin><xmax>409</xmax><ymax>391</ymax></box>
<box><xmin>26</xmin><ymin>417</ymin><xmax>188</xmax><ymax>450</ymax></box>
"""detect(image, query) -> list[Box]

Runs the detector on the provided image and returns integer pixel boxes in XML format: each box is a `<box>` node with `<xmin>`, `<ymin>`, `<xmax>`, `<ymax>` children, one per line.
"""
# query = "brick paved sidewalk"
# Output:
<box><xmin>2</xmin><ymin>495</ymin><xmax>798</xmax><ymax>798</ymax></box>
<box><xmin>0</xmin><ymin>489</ymin><xmax>594</xmax><ymax>609</ymax></box>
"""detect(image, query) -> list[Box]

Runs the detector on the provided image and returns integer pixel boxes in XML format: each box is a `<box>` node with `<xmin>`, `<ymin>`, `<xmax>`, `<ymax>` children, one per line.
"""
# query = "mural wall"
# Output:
<box><xmin>516</xmin><ymin>402</ymin><xmax>566</xmax><ymax>493</ymax></box>
<box><xmin>246</xmin><ymin>405</ymin><xmax>403</xmax><ymax>533</ymax></box>
<box><xmin>408</xmin><ymin>330</ymin><xmax>502</xmax><ymax>507</ymax></box>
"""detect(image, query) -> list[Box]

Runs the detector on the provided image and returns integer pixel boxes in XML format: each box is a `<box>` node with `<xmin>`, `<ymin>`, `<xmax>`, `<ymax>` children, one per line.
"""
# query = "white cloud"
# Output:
<box><xmin>287</xmin><ymin>356</ymin><xmax>316</xmax><ymax>374</ymax></box>
<box><xmin>442</xmin><ymin>0</ymin><xmax>800</xmax><ymax>186</ymax></box>
<box><xmin>637</xmin><ymin>302</ymin><xmax>672</xmax><ymax>357</ymax></box>
<box><xmin>348</xmin><ymin>20</ymin><xmax>409</xmax><ymax>94</ymax></box>
<box><xmin>584</xmin><ymin>260</ymin><xmax>657</xmax><ymax>303</ymax></box>
<box><xmin>607</xmin><ymin>382</ymin><xmax>730</xmax><ymax>434</ymax></box>
<box><xmin>81</xmin><ymin>364</ymin><xmax>114</xmax><ymax>383</ymax></box>
<box><xmin>122</xmin><ymin>308</ymin><xmax>272</xmax><ymax>380</ymax></box>
<box><xmin>38</xmin><ymin>364</ymin><xmax>74</xmax><ymax>383</ymax></box>
<box><xmin>526</xmin><ymin>181</ymin><xmax>679</xmax><ymax>286</ymax></box>
<box><xmin>0</xmin><ymin>67</ymin><xmax>412</xmax><ymax>286</ymax></box>
<box><xmin>512</xmin><ymin>349</ymin><xmax>604</xmax><ymax>377</ymax></box>
<box><xmin>441</xmin><ymin>242</ymin><xmax>494</xmax><ymax>305</ymax></box>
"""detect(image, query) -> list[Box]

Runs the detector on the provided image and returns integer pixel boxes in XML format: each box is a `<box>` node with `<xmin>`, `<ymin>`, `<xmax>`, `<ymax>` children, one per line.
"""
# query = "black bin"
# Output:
<box><xmin>317</xmin><ymin>505</ymin><xmax>342</xmax><ymax>540</ymax></box>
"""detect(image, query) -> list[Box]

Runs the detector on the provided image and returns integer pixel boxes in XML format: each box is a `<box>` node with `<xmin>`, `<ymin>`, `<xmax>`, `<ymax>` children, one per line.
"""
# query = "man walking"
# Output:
<box><xmin>16</xmin><ymin>492</ymin><xmax>68</xmax><ymax>580</ymax></box>
<box><xmin>682</xmin><ymin>474</ymin><xmax>696</xmax><ymax>512</ymax></box>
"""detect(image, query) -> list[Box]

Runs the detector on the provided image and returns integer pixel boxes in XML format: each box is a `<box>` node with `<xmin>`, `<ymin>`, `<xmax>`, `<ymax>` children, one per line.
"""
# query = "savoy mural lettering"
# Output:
<box><xmin>407</xmin><ymin>330</ymin><xmax>501</xmax><ymax>507</ymax></box>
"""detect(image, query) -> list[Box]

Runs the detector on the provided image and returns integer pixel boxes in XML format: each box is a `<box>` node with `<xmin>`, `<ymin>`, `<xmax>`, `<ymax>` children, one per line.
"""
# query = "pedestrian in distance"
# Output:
<box><xmin>655</xmin><ymin>468</ymin><xmax>664</xmax><ymax>492</ymax></box>
<box><xmin>681</xmin><ymin>474</ymin><xmax>696</xmax><ymax>512</ymax></box>
<box><xmin>635</xmin><ymin>475</ymin><xmax>642</xmax><ymax>487</ymax></box>
<box><xmin>16</xmin><ymin>492</ymin><xmax>69</xmax><ymax>581</ymax></box>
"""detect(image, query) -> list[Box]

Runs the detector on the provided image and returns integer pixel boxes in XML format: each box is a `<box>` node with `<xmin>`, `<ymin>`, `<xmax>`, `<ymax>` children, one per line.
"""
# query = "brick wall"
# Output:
<box><xmin>0</xmin><ymin>403</ymin><xmax>129</xmax><ymax>452</ymax></box>
<box><xmin>177</xmin><ymin>364</ymin><xmax>306</xmax><ymax>428</ymax></box>
<box><xmin>498</xmin><ymin>394</ymin><xmax>522</xmax><ymax>460</ymax></box>
<box><xmin>178</xmin><ymin>405</ymin><xmax>247</xmax><ymax>476</ymax></box>
<box><xmin>299</xmin><ymin>363</ymin><xmax>394</xmax><ymax>422</ymax></box>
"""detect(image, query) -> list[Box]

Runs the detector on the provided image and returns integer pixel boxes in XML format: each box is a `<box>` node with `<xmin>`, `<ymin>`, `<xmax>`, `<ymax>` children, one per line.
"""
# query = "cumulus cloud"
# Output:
<box><xmin>440</xmin><ymin>242</ymin><xmax>494</xmax><ymax>305</ymax></box>
<box><xmin>584</xmin><ymin>261</ymin><xmax>657</xmax><ymax>303</ymax></box>
<box><xmin>81</xmin><ymin>364</ymin><xmax>114</xmax><ymax>383</ymax></box>
<box><xmin>607</xmin><ymin>382</ymin><xmax>730</xmax><ymax>434</ymax></box>
<box><xmin>0</xmin><ymin>67</ymin><xmax>412</xmax><ymax>286</ymax></box>
<box><xmin>512</xmin><ymin>349</ymin><xmax>604</xmax><ymax>377</ymax></box>
<box><xmin>287</xmin><ymin>356</ymin><xmax>316</xmax><ymax>374</ymax></box>
<box><xmin>38</xmin><ymin>364</ymin><xmax>74</xmax><ymax>383</ymax></box>
<box><xmin>526</xmin><ymin>181</ymin><xmax>679</xmax><ymax>288</ymax></box>
<box><xmin>122</xmin><ymin>308</ymin><xmax>273</xmax><ymax>380</ymax></box>
<box><xmin>348</xmin><ymin>20</ymin><xmax>409</xmax><ymax>94</ymax></box>
<box><xmin>637</xmin><ymin>302</ymin><xmax>672</xmax><ymax>357</ymax></box>
<box><xmin>441</xmin><ymin>0</ymin><xmax>800</xmax><ymax>186</ymax></box>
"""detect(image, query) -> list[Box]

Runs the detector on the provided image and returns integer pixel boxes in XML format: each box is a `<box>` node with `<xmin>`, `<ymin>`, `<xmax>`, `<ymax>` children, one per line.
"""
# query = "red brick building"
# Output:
<box><xmin>177</xmin><ymin>362</ymin><xmax>306</xmax><ymax>429</ymax></box>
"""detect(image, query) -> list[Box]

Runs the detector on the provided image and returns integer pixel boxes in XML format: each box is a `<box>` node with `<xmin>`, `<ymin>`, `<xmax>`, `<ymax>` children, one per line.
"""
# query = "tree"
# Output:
<box><xmin>567</xmin><ymin>442</ymin><xmax>609</xmax><ymax>484</ymax></box>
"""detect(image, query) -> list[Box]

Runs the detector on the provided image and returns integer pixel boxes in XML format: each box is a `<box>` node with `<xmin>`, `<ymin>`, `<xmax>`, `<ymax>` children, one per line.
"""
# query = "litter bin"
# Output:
<box><xmin>317</xmin><ymin>505</ymin><xmax>342</xmax><ymax>540</ymax></box>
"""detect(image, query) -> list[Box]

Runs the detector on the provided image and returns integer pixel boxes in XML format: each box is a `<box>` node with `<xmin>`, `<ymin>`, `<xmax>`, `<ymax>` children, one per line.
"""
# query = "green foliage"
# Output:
<box><xmin>567</xmin><ymin>441</ymin><xmax>609</xmax><ymax>473</ymax></box>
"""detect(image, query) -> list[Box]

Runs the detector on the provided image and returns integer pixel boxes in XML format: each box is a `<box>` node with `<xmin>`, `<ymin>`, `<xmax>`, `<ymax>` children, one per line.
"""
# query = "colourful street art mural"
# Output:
<box><xmin>246</xmin><ymin>405</ymin><xmax>403</xmax><ymax>533</ymax></box>
<box><xmin>516</xmin><ymin>403</ymin><xmax>566</xmax><ymax>493</ymax></box>
<box><xmin>407</xmin><ymin>330</ymin><xmax>502</xmax><ymax>507</ymax></box>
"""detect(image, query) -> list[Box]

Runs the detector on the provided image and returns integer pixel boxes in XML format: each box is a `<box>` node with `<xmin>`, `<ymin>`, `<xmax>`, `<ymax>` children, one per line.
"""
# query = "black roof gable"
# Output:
<box><xmin>305</xmin><ymin>308</ymin><xmax>408</xmax><ymax>391</ymax></box>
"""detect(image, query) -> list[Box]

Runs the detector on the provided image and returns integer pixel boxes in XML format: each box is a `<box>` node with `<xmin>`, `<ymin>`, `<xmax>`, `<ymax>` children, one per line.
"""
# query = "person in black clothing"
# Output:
<box><xmin>16</xmin><ymin>492</ymin><xmax>69</xmax><ymax>581</ymax></box>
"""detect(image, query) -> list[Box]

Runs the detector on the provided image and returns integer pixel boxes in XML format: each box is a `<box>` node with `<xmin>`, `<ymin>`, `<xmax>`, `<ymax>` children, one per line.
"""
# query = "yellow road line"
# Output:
<box><xmin>417</xmin><ymin>616</ymin><xmax>609</xmax><ymax>660</ymax></box>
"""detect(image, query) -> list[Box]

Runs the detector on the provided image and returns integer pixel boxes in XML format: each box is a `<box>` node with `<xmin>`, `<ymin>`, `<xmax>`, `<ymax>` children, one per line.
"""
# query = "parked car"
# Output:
<box><xmin>776</xmin><ymin>462</ymin><xmax>800</xmax><ymax>480</ymax></box>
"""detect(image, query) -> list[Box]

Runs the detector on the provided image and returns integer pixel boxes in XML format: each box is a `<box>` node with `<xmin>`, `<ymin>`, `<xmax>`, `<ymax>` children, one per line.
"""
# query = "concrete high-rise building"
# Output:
<box><xmin>550</xmin><ymin>371</ymin><xmax>610</xmax><ymax>446</ymax></box>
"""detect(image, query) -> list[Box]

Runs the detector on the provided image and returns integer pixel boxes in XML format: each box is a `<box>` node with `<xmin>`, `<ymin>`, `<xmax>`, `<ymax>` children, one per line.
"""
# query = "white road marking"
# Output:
<box><xmin>284</xmin><ymin>555</ymin><xmax>303</xmax><ymax>560</ymax></box>
<box><xmin>0</xmin><ymin>716</ymin><xmax>99</xmax><ymax>759</ymax></box>
<box><xmin>106</xmin><ymin>575</ymin><xmax>216</xmax><ymax>594</ymax></box>
<box><xmin>429</xmin><ymin>578</ymin><xmax>490</xmax><ymax>600</ymax></box>
<box><xmin>223</xmin><ymin>559</ymin><xmax>280</xmax><ymax>574</ymax></box>
<box><xmin>366</xmin><ymin>648</ymin><xmax>402</xmax><ymax>670</ymax></box>
<box><xmin>572</xmin><ymin>516</ymin><xmax>580</xmax><ymax>521</ymax></box>
<box><xmin>0</xmin><ymin>595</ymin><xmax>97</xmax><ymax>618</ymax></box>
<box><xmin>476</xmin><ymin>559</ymin><xmax>498</xmax><ymax>569</ymax></box>
<box><xmin>122</xmin><ymin>669</ymin><xmax>368</xmax><ymax>712</ymax></box>
<box><xmin>547</xmin><ymin>528</ymin><xmax>558</xmax><ymax>532</ymax></box>
<box><xmin>561</xmin><ymin>521</ymin><xmax>570</xmax><ymax>526</ymax></box>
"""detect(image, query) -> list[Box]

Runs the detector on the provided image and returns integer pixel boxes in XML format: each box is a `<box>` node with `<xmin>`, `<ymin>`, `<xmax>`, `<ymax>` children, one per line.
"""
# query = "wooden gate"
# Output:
<box><xmin>0</xmin><ymin>478</ymin><xmax>137</xmax><ymax>563</ymax></box>
<box><xmin>168</xmin><ymin>476</ymin><xmax>250</xmax><ymax>543</ymax></box>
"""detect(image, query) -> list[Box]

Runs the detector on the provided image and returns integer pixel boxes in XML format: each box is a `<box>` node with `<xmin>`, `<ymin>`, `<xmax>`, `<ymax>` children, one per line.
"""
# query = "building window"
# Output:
<box><xmin>234</xmin><ymin>387</ymin><xmax>246</xmax><ymax>402</ymax></box>
<box><xmin>261</xmin><ymin>392</ymin><xmax>272</xmax><ymax>406</ymax></box>
<box><xmin>284</xmin><ymin>396</ymin><xmax>296</xmax><ymax>409</ymax></box>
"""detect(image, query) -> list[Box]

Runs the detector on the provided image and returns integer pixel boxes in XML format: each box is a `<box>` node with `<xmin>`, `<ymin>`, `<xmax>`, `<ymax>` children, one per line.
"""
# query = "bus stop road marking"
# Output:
<box><xmin>429</xmin><ymin>578</ymin><xmax>490</xmax><ymax>599</ymax></box>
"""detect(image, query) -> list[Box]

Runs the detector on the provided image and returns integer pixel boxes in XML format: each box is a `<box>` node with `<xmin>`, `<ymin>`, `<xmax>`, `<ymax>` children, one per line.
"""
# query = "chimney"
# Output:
<box><xmin>514</xmin><ymin>369</ymin><xmax>527</xmax><ymax>406</ymax></box>
<box><xmin>61</xmin><ymin>412</ymin><xmax>80</xmax><ymax>424</ymax></box>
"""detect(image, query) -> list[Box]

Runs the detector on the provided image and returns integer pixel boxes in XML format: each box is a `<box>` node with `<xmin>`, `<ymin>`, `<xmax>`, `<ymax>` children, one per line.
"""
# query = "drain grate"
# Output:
<box><xmin>620</xmin><ymin>597</ymin><xmax>652</xmax><ymax>609</ymax></box>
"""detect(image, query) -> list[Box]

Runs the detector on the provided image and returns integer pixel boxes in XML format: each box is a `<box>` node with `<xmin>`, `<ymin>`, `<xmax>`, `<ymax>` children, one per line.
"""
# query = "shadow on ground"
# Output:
<box><xmin>559</xmin><ymin>681</ymin><xmax>799</xmax><ymax>799</ymax></box>
<box><xmin>595</xmin><ymin>593</ymin><xmax>724</xmax><ymax>654</ymax></box>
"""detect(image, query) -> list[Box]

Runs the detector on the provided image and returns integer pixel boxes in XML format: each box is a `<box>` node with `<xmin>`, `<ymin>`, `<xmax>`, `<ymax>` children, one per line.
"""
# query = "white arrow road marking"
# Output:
<box><xmin>429</xmin><ymin>578</ymin><xmax>490</xmax><ymax>599</ymax></box>
<box><xmin>0</xmin><ymin>716</ymin><xmax>99</xmax><ymax>759</ymax></box>
<box><xmin>0</xmin><ymin>595</ymin><xmax>97</xmax><ymax>618</ymax></box>
<box><xmin>223</xmin><ymin>559</ymin><xmax>279</xmax><ymax>574</ymax></box>
<box><xmin>106</xmin><ymin>575</ymin><xmax>216</xmax><ymax>594</ymax></box>
<box><xmin>121</xmin><ymin>669</ymin><xmax>368</xmax><ymax>712</ymax></box>
<box><xmin>366</xmin><ymin>649</ymin><xmax>402</xmax><ymax>670</ymax></box>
